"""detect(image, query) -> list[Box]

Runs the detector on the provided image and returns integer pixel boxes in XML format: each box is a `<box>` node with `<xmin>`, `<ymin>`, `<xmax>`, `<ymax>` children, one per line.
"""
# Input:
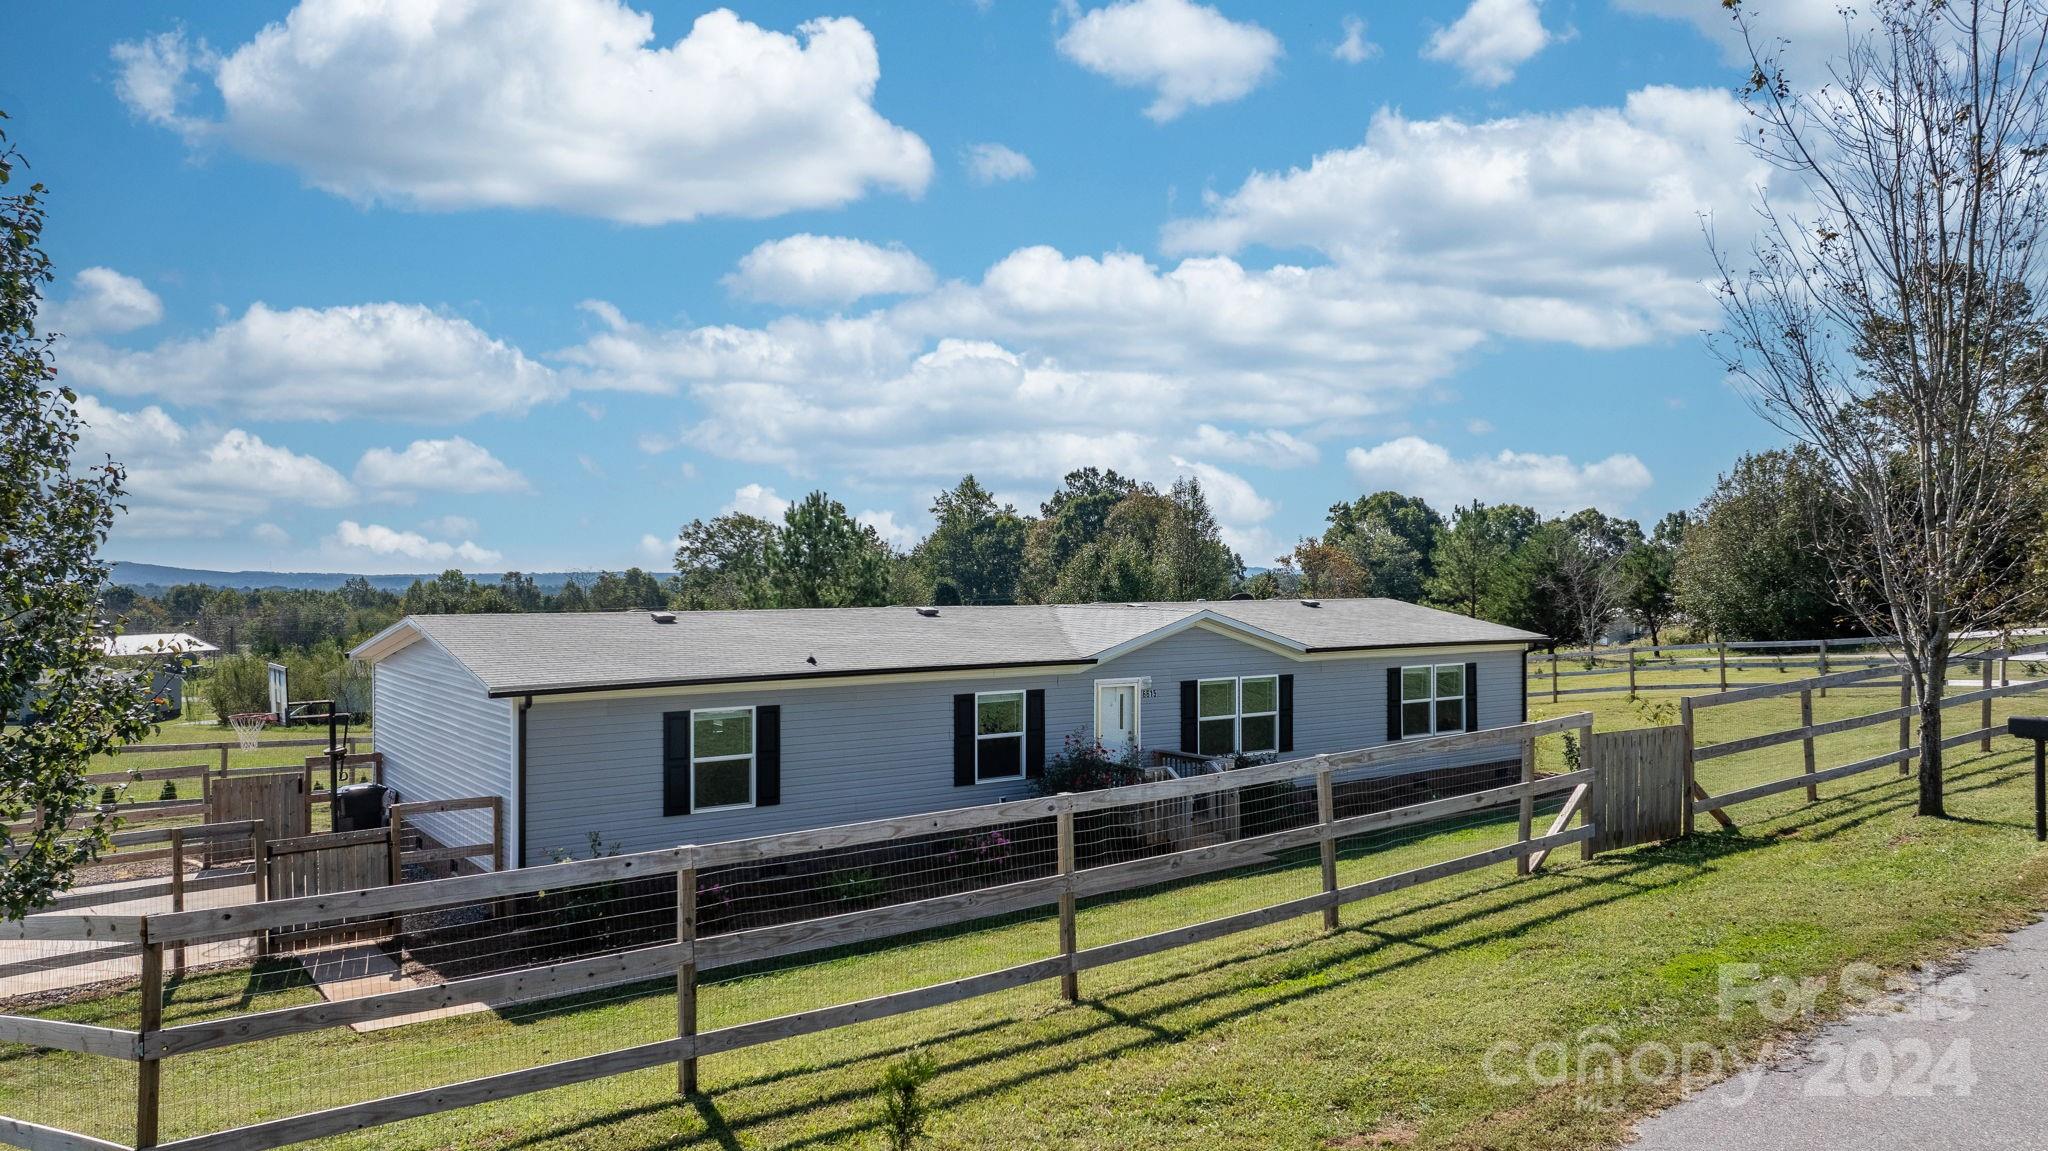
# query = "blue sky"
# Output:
<box><xmin>2</xmin><ymin>0</ymin><xmax>1824</xmax><ymax>573</ymax></box>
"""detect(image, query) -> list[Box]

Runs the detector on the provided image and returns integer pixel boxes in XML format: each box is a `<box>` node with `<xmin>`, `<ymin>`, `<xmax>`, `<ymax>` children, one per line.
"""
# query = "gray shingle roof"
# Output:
<box><xmin>354</xmin><ymin>599</ymin><xmax>1543</xmax><ymax>698</ymax></box>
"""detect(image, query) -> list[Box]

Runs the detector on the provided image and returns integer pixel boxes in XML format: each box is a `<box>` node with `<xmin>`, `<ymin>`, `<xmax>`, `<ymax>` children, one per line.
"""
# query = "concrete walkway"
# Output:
<box><xmin>1629</xmin><ymin>918</ymin><xmax>2048</xmax><ymax>1150</ymax></box>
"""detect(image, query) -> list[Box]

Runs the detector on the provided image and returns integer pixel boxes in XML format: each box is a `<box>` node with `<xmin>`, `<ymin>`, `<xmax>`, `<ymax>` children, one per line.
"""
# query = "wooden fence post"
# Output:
<box><xmin>1550</xmin><ymin>650</ymin><xmax>1559</xmax><ymax>704</ymax></box>
<box><xmin>387</xmin><ymin>806</ymin><xmax>405</xmax><ymax>885</ymax></box>
<box><xmin>218</xmin><ymin>745</ymin><xmax>229</xmax><ymax>781</ymax></box>
<box><xmin>1982</xmin><ymin>658</ymin><xmax>1994</xmax><ymax>752</ymax></box>
<box><xmin>1800</xmin><ymin>689</ymin><xmax>1818</xmax><ymax>802</ymax></box>
<box><xmin>1817</xmin><ymin>639</ymin><xmax>1829</xmax><ymax>698</ymax></box>
<box><xmin>168</xmin><ymin>827</ymin><xmax>187</xmax><ymax>975</ymax></box>
<box><xmin>677</xmin><ymin>852</ymin><xmax>699</xmax><ymax>1096</ymax></box>
<box><xmin>1679</xmin><ymin>696</ymin><xmax>1696</xmax><ymax>837</ymax></box>
<box><xmin>491</xmin><ymin>796</ymin><xmax>506</xmax><ymax>873</ymax></box>
<box><xmin>1316</xmin><ymin>770</ymin><xmax>1338</xmax><ymax>930</ymax></box>
<box><xmin>1718</xmin><ymin>643</ymin><xmax>1729</xmax><ymax>693</ymax></box>
<box><xmin>1056</xmin><ymin>801</ymin><xmax>1079</xmax><ymax>1002</ymax></box>
<box><xmin>1900</xmin><ymin>676</ymin><xmax>1914</xmax><ymax>775</ymax></box>
<box><xmin>1516</xmin><ymin>740</ymin><xmax>1535</xmax><ymax>875</ymax></box>
<box><xmin>1576</xmin><ymin>721</ymin><xmax>1596</xmax><ymax>861</ymax></box>
<box><xmin>136</xmin><ymin>938</ymin><xmax>164</xmax><ymax>1149</ymax></box>
<box><xmin>1626</xmin><ymin>651</ymin><xmax>1637</xmax><ymax>697</ymax></box>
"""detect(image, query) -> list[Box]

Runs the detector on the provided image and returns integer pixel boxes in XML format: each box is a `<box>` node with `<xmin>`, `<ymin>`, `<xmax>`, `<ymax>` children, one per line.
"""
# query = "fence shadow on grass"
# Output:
<box><xmin>491</xmin><ymin>835</ymin><xmax>1744</xmax><ymax>1151</ymax></box>
<box><xmin>1715</xmin><ymin>754</ymin><xmax>2028</xmax><ymax>847</ymax></box>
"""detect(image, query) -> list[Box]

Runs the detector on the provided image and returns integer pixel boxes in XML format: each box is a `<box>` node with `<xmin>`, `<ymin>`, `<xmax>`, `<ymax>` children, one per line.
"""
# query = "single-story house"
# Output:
<box><xmin>349</xmin><ymin>599</ymin><xmax>1545</xmax><ymax>866</ymax></box>
<box><xmin>13</xmin><ymin>632</ymin><xmax>218</xmax><ymax>725</ymax></box>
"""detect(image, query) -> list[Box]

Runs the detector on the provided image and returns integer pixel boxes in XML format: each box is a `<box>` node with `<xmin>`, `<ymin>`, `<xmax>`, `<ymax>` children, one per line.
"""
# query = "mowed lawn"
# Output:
<box><xmin>7</xmin><ymin>683</ymin><xmax>2048</xmax><ymax>1150</ymax></box>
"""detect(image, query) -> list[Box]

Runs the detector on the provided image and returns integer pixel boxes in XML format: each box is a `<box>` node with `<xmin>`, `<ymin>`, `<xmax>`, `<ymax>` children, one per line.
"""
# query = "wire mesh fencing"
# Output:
<box><xmin>0</xmin><ymin>714</ymin><xmax>1602</xmax><ymax>1151</ymax></box>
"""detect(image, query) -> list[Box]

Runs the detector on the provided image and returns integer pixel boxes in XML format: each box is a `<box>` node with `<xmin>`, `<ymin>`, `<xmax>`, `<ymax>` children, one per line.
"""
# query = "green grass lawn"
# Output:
<box><xmin>7</xmin><ymin>685</ymin><xmax>2048</xmax><ymax>1150</ymax></box>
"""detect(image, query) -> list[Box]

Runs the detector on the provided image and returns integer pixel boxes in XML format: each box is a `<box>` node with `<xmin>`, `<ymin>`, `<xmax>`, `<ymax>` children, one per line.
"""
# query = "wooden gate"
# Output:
<box><xmin>1588</xmin><ymin>725</ymin><xmax>1688</xmax><ymax>852</ymax></box>
<box><xmin>262</xmin><ymin>828</ymin><xmax>393</xmax><ymax>946</ymax></box>
<box><xmin>209</xmin><ymin>772</ymin><xmax>308</xmax><ymax>838</ymax></box>
<box><xmin>206</xmin><ymin>771</ymin><xmax>308</xmax><ymax>864</ymax></box>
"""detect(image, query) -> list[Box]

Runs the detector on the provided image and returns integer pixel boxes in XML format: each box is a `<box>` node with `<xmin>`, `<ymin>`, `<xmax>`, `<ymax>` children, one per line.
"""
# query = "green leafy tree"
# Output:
<box><xmin>1155</xmin><ymin>476</ymin><xmax>1239</xmax><ymax>600</ymax></box>
<box><xmin>1427</xmin><ymin>501</ymin><xmax>1537</xmax><ymax>618</ymax></box>
<box><xmin>1</xmin><ymin>120</ymin><xmax>160</xmax><ymax>916</ymax></box>
<box><xmin>1619</xmin><ymin>517</ymin><xmax>1682</xmax><ymax>645</ymax></box>
<box><xmin>496</xmin><ymin>571</ymin><xmax>543</xmax><ymax>611</ymax></box>
<box><xmin>549</xmin><ymin>576</ymin><xmax>590</xmax><ymax>612</ymax></box>
<box><xmin>772</xmin><ymin>490</ymin><xmax>890</xmax><ymax>607</ymax></box>
<box><xmin>673</xmin><ymin>513</ymin><xmax>778</xmax><ymax>610</ymax></box>
<box><xmin>1327</xmin><ymin>491</ymin><xmax>1444</xmax><ymax>579</ymax></box>
<box><xmin>915</xmin><ymin>476</ymin><xmax>1028</xmax><ymax>605</ymax></box>
<box><xmin>589</xmin><ymin>567</ymin><xmax>666</xmax><ymax>611</ymax></box>
<box><xmin>1020</xmin><ymin>468</ymin><xmax>1144</xmax><ymax>600</ymax></box>
<box><xmin>1674</xmin><ymin>449</ymin><xmax>1849</xmax><ymax>641</ymax></box>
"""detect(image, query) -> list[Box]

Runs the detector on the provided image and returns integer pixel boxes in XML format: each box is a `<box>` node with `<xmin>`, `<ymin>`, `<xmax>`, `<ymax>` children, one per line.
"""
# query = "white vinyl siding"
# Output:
<box><xmin>517</xmin><ymin>626</ymin><xmax>1528</xmax><ymax>860</ymax></box>
<box><xmin>370</xmin><ymin>638</ymin><xmax>514</xmax><ymax>858</ymax></box>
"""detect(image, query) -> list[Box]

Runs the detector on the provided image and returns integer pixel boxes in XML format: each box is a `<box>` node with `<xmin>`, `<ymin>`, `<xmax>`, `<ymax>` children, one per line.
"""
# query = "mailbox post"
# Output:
<box><xmin>2008</xmin><ymin>717</ymin><xmax>2048</xmax><ymax>842</ymax></box>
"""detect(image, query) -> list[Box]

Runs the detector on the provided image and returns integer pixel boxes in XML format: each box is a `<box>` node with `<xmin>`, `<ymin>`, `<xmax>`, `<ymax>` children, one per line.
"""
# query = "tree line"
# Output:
<box><xmin>105</xmin><ymin>447</ymin><xmax>1876</xmax><ymax>659</ymax></box>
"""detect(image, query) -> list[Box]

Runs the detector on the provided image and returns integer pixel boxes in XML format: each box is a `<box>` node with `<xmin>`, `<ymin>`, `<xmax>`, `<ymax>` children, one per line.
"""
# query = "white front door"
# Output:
<box><xmin>1097</xmin><ymin>682</ymin><xmax>1140</xmax><ymax>753</ymax></box>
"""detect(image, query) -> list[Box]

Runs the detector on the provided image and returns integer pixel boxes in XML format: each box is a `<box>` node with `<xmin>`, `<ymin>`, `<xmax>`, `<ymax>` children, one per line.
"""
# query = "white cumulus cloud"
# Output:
<box><xmin>354</xmin><ymin>437</ymin><xmax>531</xmax><ymax>494</ymax></box>
<box><xmin>1331</xmin><ymin>15</ymin><xmax>1379</xmax><ymax>64</ymax></box>
<box><xmin>964</xmin><ymin>143</ymin><xmax>1036</xmax><ymax>185</ymax></box>
<box><xmin>329</xmin><ymin>520</ymin><xmax>501</xmax><ymax>568</ymax></box>
<box><xmin>1163</xmin><ymin>85</ymin><xmax>1761</xmax><ymax>347</ymax></box>
<box><xmin>1183</xmin><ymin>424</ymin><xmax>1318</xmax><ymax>467</ymax></box>
<box><xmin>113</xmin><ymin>1</ymin><xmax>932</xmax><ymax>224</ymax></box>
<box><xmin>724</xmin><ymin>235</ymin><xmax>936</xmax><ymax>307</ymax></box>
<box><xmin>61</xmin><ymin>301</ymin><xmax>561</xmax><ymax>422</ymax></box>
<box><xmin>857</xmin><ymin>509</ymin><xmax>920</xmax><ymax>550</ymax></box>
<box><xmin>1345</xmin><ymin>436</ymin><xmax>1652</xmax><ymax>516</ymax></box>
<box><xmin>725</xmin><ymin>483</ymin><xmax>791</xmax><ymax>519</ymax></box>
<box><xmin>73</xmin><ymin>396</ymin><xmax>358</xmax><ymax>540</ymax></box>
<box><xmin>45</xmin><ymin>268</ymin><xmax>164</xmax><ymax>336</ymax></box>
<box><xmin>1057</xmin><ymin>0</ymin><xmax>1283</xmax><ymax>122</ymax></box>
<box><xmin>1423</xmin><ymin>0</ymin><xmax>1554</xmax><ymax>87</ymax></box>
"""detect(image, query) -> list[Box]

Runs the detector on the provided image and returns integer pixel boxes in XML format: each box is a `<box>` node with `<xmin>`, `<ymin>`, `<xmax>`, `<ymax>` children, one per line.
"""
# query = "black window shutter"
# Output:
<box><xmin>1278</xmin><ymin>674</ymin><xmax>1295</xmax><ymax>753</ymax></box>
<box><xmin>662</xmin><ymin>710</ymin><xmax>692</xmax><ymax>816</ymax></box>
<box><xmin>1464</xmin><ymin>662</ymin><xmax>1479</xmax><ymax>732</ymax></box>
<box><xmin>953</xmin><ymin>693</ymin><xmax>976</xmax><ymax>786</ymax></box>
<box><xmin>1385</xmin><ymin>668</ymin><xmax>1402</xmax><ymax>741</ymax></box>
<box><xmin>1179</xmin><ymin>679</ymin><xmax>1198</xmax><ymax>752</ymax></box>
<box><xmin>1026</xmin><ymin>689</ymin><xmax>1046</xmax><ymax>778</ymax></box>
<box><xmin>754</xmin><ymin>705</ymin><xmax>782</xmax><ymax>806</ymax></box>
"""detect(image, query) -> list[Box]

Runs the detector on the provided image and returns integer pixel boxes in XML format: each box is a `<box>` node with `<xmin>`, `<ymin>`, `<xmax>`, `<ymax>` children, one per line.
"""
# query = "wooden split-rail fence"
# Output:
<box><xmin>1531</xmin><ymin>627</ymin><xmax>2048</xmax><ymax>702</ymax></box>
<box><xmin>1675</xmin><ymin>640</ymin><xmax>2048</xmax><ymax>832</ymax></box>
<box><xmin>0</xmin><ymin>715</ymin><xmax>1706</xmax><ymax>1151</ymax></box>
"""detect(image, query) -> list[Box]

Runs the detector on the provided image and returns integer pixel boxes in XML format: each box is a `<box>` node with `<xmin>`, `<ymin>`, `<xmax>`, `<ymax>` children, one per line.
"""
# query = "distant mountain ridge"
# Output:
<box><xmin>110</xmin><ymin>562</ymin><xmax>609</xmax><ymax>594</ymax></box>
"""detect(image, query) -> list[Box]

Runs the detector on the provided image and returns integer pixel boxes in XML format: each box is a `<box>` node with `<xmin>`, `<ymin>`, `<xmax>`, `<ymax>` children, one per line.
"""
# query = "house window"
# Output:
<box><xmin>1239</xmin><ymin>675</ymin><xmax>1279</xmax><ymax>754</ymax></box>
<box><xmin>976</xmin><ymin>691</ymin><xmax>1026</xmax><ymax>782</ymax></box>
<box><xmin>1197</xmin><ymin>675</ymin><xmax>1280</xmax><ymax>757</ymax></box>
<box><xmin>692</xmin><ymin>707</ymin><xmax>755</xmax><ymax>810</ymax></box>
<box><xmin>1400</xmin><ymin>664</ymin><xmax>1466</xmax><ymax>736</ymax></box>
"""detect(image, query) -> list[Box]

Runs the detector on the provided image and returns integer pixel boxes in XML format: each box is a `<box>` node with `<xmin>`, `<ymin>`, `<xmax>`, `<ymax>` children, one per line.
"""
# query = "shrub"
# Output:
<box><xmin>158</xmin><ymin>781</ymin><xmax>177</xmax><ymax>802</ymax></box>
<box><xmin>1034</xmin><ymin>734</ymin><xmax>1148</xmax><ymax>796</ymax></box>
<box><xmin>202</xmin><ymin>653</ymin><xmax>271</xmax><ymax>723</ymax></box>
<box><xmin>875</xmin><ymin>1048</ymin><xmax>937</xmax><ymax>1151</ymax></box>
<box><xmin>97</xmin><ymin>785</ymin><xmax>118</xmax><ymax>807</ymax></box>
<box><xmin>827</xmin><ymin>867</ymin><xmax>887</xmax><ymax>905</ymax></box>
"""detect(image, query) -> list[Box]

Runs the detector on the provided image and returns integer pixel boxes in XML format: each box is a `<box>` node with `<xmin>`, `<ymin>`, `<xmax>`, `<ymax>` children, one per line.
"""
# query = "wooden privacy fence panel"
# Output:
<box><xmin>1589</xmin><ymin>726</ymin><xmax>1687</xmax><ymax>851</ymax></box>
<box><xmin>264</xmin><ymin>830</ymin><xmax>391</xmax><ymax>901</ymax></box>
<box><xmin>208</xmin><ymin>775</ymin><xmax>307</xmax><ymax>846</ymax></box>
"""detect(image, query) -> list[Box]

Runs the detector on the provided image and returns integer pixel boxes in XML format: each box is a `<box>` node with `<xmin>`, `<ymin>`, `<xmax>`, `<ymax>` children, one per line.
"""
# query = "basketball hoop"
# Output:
<box><xmin>226</xmin><ymin>712</ymin><xmax>275</xmax><ymax>752</ymax></box>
